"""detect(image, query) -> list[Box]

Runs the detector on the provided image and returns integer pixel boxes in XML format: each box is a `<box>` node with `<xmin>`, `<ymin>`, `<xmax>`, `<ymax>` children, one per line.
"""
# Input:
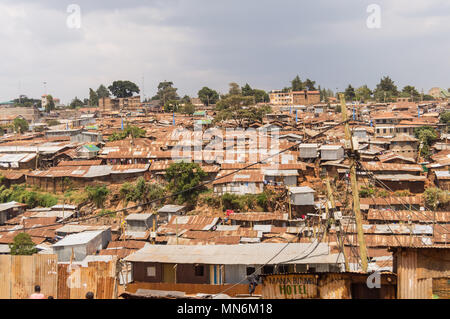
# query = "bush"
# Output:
<box><xmin>0</xmin><ymin>185</ymin><xmax>57</xmax><ymax>208</ymax></box>
<box><xmin>165</xmin><ymin>162</ymin><xmax>207</xmax><ymax>204</ymax></box>
<box><xmin>9</xmin><ymin>233</ymin><xmax>37</xmax><ymax>255</ymax></box>
<box><xmin>424</xmin><ymin>187</ymin><xmax>450</xmax><ymax>210</ymax></box>
<box><xmin>85</xmin><ymin>185</ymin><xmax>109</xmax><ymax>208</ymax></box>
<box><xmin>120</xmin><ymin>178</ymin><xmax>165</xmax><ymax>204</ymax></box>
<box><xmin>108</xmin><ymin>125</ymin><xmax>146</xmax><ymax>141</ymax></box>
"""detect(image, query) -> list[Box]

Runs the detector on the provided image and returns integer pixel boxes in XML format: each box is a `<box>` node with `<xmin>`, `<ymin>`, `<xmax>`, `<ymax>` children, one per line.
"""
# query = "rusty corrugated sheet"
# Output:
<box><xmin>0</xmin><ymin>254</ymin><xmax>57</xmax><ymax>299</ymax></box>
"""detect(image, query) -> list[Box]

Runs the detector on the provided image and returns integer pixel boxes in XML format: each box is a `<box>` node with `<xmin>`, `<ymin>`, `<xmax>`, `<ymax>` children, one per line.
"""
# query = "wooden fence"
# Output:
<box><xmin>0</xmin><ymin>254</ymin><xmax>117</xmax><ymax>299</ymax></box>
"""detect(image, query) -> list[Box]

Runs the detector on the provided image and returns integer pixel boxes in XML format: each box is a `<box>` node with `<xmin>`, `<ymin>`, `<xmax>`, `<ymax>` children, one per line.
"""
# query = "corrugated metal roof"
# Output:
<box><xmin>52</xmin><ymin>230</ymin><xmax>104</xmax><ymax>247</ymax></box>
<box><xmin>124</xmin><ymin>243</ymin><xmax>341</xmax><ymax>265</ymax></box>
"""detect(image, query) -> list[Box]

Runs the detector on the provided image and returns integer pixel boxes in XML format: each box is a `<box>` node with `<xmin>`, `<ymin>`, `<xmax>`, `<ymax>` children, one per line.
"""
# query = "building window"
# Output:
<box><xmin>146</xmin><ymin>266</ymin><xmax>156</xmax><ymax>277</ymax></box>
<box><xmin>194</xmin><ymin>265</ymin><xmax>204</xmax><ymax>276</ymax></box>
<box><xmin>246</xmin><ymin>267</ymin><xmax>256</xmax><ymax>275</ymax></box>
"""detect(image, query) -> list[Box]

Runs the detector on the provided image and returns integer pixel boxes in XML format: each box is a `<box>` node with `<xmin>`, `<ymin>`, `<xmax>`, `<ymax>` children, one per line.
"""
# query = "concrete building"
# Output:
<box><xmin>288</xmin><ymin>186</ymin><xmax>315</xmax><ymax>206</ymax></box>
<box><xmin>52</xmin><ymin>229</ymin><xmax>111</xmax><ymax>262</ymax></box>
<box><xmin>299</xmin><ymin>144</ymin><xmax>319</xmax><ymax>159</ymax></box>
<box><xmin>319</xmin><ymin>145</ymin><xmax>345</xmax><ymax>161</ymax></box>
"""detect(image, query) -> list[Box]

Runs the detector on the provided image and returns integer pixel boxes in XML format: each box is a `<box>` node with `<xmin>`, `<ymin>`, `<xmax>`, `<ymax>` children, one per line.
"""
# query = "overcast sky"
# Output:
<box><xmin>0</xmin><ymin>0</ymin><xmax>449</xmax><ymax>103</ymax></box>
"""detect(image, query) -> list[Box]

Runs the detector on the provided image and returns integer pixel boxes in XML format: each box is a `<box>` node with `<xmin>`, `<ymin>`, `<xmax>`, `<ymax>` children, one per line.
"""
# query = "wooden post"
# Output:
<box><xmin>326</xmin><ymin>178</ymin><xmax>349</xmax><ymax>271</ymax></box>
<box><xmin>339</xmin><ymin>93</ymin><xmax>368</xmax><ymax>273</ymax></box>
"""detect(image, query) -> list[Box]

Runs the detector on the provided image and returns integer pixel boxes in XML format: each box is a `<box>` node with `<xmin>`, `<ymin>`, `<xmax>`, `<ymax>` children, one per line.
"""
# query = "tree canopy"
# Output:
<box><xmin>165</xmin><ymin>162</ymin><xmax>207</xmax><ymax>204</ymax></box>
<box><xmin>96</xmin><ymin>84</ymin><xmax>110</xmax><ymax>98</ymax></box>
<box><xmin>291</xmin><ymin>75</ymin><xmax>304</xmax><ymax>91</ymax></box>
<box><xmin>89</xmin><ymin>88</ymin><xmax>99</xmax><ymax>106</ymax></box>
<box><xmin>198</xmin><ymin>87</ymin><xmax>219</xmax><ymax>106</ymax></box>
<box><xmin>373</xmin><ymin>76</ymin><xmax>399</xmax><ymax>102</ymax></box>
<box><xmin>153</xmin><ymin>81</ymin><xmax>179</xmax><ymax>106</ymax></box>
<box><xmin>108</xmin><ymin>80</ymin><xmax>140</xmax><ymax>98</ymax></box>
<box><xmin>13</xmin><ymin>117</ymin><xmax>29</xmax><ymax>133</ymax></box>
<box><xmin>344</xmin><ymin>85</ymin><xmax>356</xmax><ymax>101</ymax></box>
<box><xmin>69</xmin><ymin>97</ymin><xmax>84</xmax><ymax>109</ymax></box>
<box><xmin>9</xmin><ymin>233</ymin><xmax>37</xmax><ymax>255</ymax></box>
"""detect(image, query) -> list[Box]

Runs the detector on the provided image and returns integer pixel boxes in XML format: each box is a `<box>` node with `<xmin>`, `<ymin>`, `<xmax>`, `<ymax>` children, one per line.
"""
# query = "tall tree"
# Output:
<box><xmin>69</xmin><ymin>97</ymin><xmax>84</xmax><ymax>109</ymax></box>
<box><xmin>153</xmin><ymin>81</ymin><xmax>179</xmax><ymax>106</ymax></box>
<box><xmin>356</xmin><ymin>85</ymin><xmax>373</xmax><ymax>102</ymax></box>
<box><xmin>401</xmin><ymin>85</ymin><xmax>420</xmax><ymax>101</ymax></box>
<box><xmin>291</xmin><ymin>75</ymin><xmax>304</xmax><ymax>91</ymax></box>
<box><xmin>89</xmin><ymin>88</ymin><xmax>99</xmax><ymax>106</ymax></box>
<box><xmin>253</xmin><ymin>89</ymin><xmax>269</xmax><ymax>103</ymax></box>
<box><xmin>45</xmin><ymin>95</ymin><xmax>55</xmax><ymax>113</ymax></box>
<box><xmin>344</xmin><ymin>85</ymin><xmax>356</xmax><ymax>101</ymax></box>
<box><xmin>108</xmin><ymin>80</ymin><xmax>140</xmax><ymax>98</ymax></box>
<box><xmin>241</xmin><ymin>83</ymin><xmax>254</xmax><ymax>96</ymax></box>
<box><xmin>228</xmin><ymin>82</ymin><xmax>241</xmax><ymax>95</ymax></box>
<box><xmin>96</xmin><ymin>84</ymin><xmax>110</xmax><ymax>98</ymax></box>
<box><xmin>198</xmin><ymin>87</ymin><xmax>219</xmax><ymax>106</ymax></box>
<box><xmin>304</xmin><ymin>78</ymin><xmax>316</xmax><ymax>91</ymax></box>
<box><xmin>373</xmin><ymin>76</ymin><xmax>399</xmax><ymax>102</ymax></box>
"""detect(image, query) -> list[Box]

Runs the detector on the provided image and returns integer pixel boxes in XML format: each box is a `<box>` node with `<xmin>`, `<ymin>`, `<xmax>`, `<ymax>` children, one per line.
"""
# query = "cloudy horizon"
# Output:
<box><xmin>0</xmin><ymin>0</ymin><xmax>449</xmax><ymax>104</ymax></box>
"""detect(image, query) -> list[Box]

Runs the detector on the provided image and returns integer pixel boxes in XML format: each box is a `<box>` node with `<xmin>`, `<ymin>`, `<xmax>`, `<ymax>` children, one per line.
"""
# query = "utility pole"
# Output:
<box><xmin>339</xmin><ymin>93</ymin><xmax>368</xmax><ymax>272</ymax></box>
<box><xmin>325</xmin><ymin>177</ymin><xmax>349</xmax><ymax>271</ymax></box>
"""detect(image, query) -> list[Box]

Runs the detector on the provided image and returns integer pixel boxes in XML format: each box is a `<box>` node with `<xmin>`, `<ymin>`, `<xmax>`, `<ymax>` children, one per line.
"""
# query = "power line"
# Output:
<box><xmin>0</xmin><ymin>120</ymin><xmax>350</xmax><ymax>234</ymax></box>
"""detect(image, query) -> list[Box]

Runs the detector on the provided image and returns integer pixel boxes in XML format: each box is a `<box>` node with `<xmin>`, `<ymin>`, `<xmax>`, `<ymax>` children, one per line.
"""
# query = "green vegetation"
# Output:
<box><xmin>13</xmin><ymin>117</ymin><xmax>29</xmax><ymax>133</ymax></box>
<box><xmin>69</xmin><ymin>96</ymin><xmax>84</xmax><ymax>109</ymax></box>
<box><xmin>108</xmin><ymin>125</ymin><xmax>146</xmax><ymax>141</ymax></box>
<box><xmin>108</xmin><ymin>80</ymin><xmax>140</xmax><ymax>98</ymax></box>
<box><xmin>344</xmin><ymin>85</ymin><xmax>356</xmax><ymax>101</ymax></box>
<box><xmin>45</xmin><ymin>94</ymin><xmax>55</xmax><ymax>113</ymax></box>
<box><xmin>373</xmin><ymin>76</ymin><xmax>399</xmax><ymax>102</ymax></box>
<box><xmin>9</xmin><ymin>233</ymin><xmax>37</xmax><ymax>255</ymax></box>
<box><xmin>96</xmin><ymin>84</ymin><xmax>110</xmax><ymax>98</ymax></box>
<box><xmin>152</xmin><ymin>81</ymin><xmax>179</xmax><ymax>107</ymax></box>
<box><xmin>165</xmin><ymin>162</ymin><xmax>207</xmax><ymax>205</ymax></box>
<box><xmin>359</xmin><ymin>185</ymin><xmax>389</xmax><ymax>198</ymax></box>
<box><xmin>46</xmin><ymin>119</ymin><xmax>61</xmax><ymax>126</ymax></box>
<box><xmin>198</xmin><ymin>87</ymin><xmax>219</xmax><ymax>106</ymax></box>
<box><xmin>440</xmin><ymin>111</ymin><xmax>450</xmax><ymax>125</ymax></box>
<box><xmin>89</xmin><ymin>88</ymin><xmax>99</xmax><ymax>106</ymax></box>
<box><xmin>85</xmin><ymin>185</ymin><xmax>109</xmax><ymax>208</ymax></box>
<box><xmin>414</xmin><ymin>126</ymin><xmax>438</xmax><ymax>159</ymax></box>
<box><xmin>120</xmin><ymin>177</ymin><xmax>165</xmax><ymax>205</ymax></box>
<box><xmin>0</xmin><ymin>185</ymin><xmax>57</xmax><ymax>208</ymax></box>
<box><xmin>424</xmin><ymin>187</ymin><xmax>450</xmax><ymax>210</ymax></box>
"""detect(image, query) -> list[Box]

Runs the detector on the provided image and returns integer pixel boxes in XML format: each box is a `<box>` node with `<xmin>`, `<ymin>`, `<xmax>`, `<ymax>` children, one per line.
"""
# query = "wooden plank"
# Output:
<box><xmin>0</xmin><ymin>255</ymin><xmax>11</xmax><ymax>299</ymax></box>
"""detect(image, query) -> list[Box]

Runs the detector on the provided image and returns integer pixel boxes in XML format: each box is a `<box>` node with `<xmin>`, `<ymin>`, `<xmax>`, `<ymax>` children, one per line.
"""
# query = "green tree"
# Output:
<box><xmin>291</xmin><ymin>75</ymin><xmax>303</xmax><ymax>91</ymax></box>
<box><xmin>69</xmin><ymin>97</ymin><xmax>84</xmax><ymax>109</ymax></box>
<box><xmin>414</xmin><ymin>126</ymin><xmax>438</xmax><ymax>158</ymax></box>
<box><xmin>13</xmin><ymin>117</ymin><xmax>29</xmax><ymax>133</ymax></box>
<box><xmin>401</xmin><ymin>85</ymin><xmax>420</xmax><ymax>101</ymax></box>
<box><xmin>214</xmin><ymin>94</ymin><xmax>257</xmax><ymax>127</ymax></box>
<box><xmin>228</xmin><ymin>82</ymin><xmax>241</xmax><ymax>95</ymax></box>
<box><xmin>165</xmin><ymin>162</ymin><xmax>207</xmax><ymax>204</ymax></box>
<box><xmin>356</xmin><ymin>85</ymin><xmax>373</xmax><ymax>102</ymax></box>
<box><xmin>45</xmin><ymin>95</ymin><xmax>55</xmax><ymax>113</ymax></box>
<box><xmin>9</xmin><ymin>233</ymin><xmax>37</xmax><ymax>255</ymax></box>
<box><xmin>181</xmin><ymin>95</ymin><xmax>191</xmax><ymax>104</ymax></box>
<box><xmin>253</xmin><ymin>89</ymin><xmax>269</xmax><ymax>103</ymax></box>
<box><xmin>85</xmin><ymin>185</ymin><xmax>109</xmax><ymax>208</ymax></box>
<box><xmin>424</xmin><ymin>187</ymin><xmax>450</xmax><ymax>210</ymax></box>
<box><xmin>153</xmin><ymin>81</ymin><xmax>179</xmax><ymax>106</ymax></box>
<box><xmin>198</xmin><ymin>87</ymin><xmax>219</xmax><ymax>106</ymax></box>
<box><xmin>120</xmin><ymin>177</ymin><xmax>165</xmax><ymax>205</ymax></box>
<box><xmin>440</xmin><ymin>111</ymin><xmax>450</xmax><ymax>124</ymax></box>
<box><xmin>108</xmin><ymin>125</ymin><xmax>146</xmax><ymax>141</ymax></box>
<box><xmin>304</xmin><ymin>78</ymin><xmax>316</xmax><ymax>91</ymax></box>
<box><xmin>96</xmin><ymin>84</ymin><xmax>110</xmax><ymax>98</ymax></box>
<box><xmin>108</xmin><ymin>80</ymin><xmax>140</xmax><ymax>98</ymax></box>
<box><xmin>241</xmin><ymin>83</ymin><xmax>254</xmax><ymax>96</ymax></box>
<box><xmin>373</xmin><ymin>76</ymin><xmax>399</xmax><ymax>102</ymax></box>
<box><xmin>89</xmin><ymin>88</ymin><xmax>99</xmax><ymax>106</ymax></box>
<box><xmin>181</xmin><ymin>103</ymin><xmax>196</xmax><ymax>115</ymax></box>
<box><xmin>344</xmin><ymin>85</ymin><xmax>356</xmax><ymax>101</ymax></box>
